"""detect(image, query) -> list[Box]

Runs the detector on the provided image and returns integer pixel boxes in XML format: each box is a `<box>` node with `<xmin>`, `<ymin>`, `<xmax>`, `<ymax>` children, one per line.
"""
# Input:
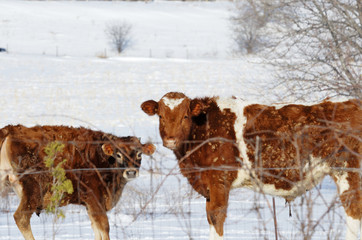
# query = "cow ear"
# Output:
<box><xmin>142</xmin><ymin>143</ymin><xmax>156</xmax><ymax>155</ymax></box>
<box><xmin>102</xmin><ymin>143</ymin><xmax>114</xmax><ymax>156</ymax></box>
<box><xmin>190</xmin><ymin>99</ymin><xmax>203</xmax><ymax>116</ymax></box>
<box><xmin>141</xmin><ymin>100</ymin><xmax>158</xmax><ymax>116</ymax></box>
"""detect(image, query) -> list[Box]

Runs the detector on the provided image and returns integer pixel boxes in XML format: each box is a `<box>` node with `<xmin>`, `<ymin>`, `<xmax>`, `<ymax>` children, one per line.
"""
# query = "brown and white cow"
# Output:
<box><xmin>0</xmin><ymin>125</ymin><xmax>155</xmax><ymax>240</ymax></box>
<box><xmin>141</xmin><ymin>92</ymin><xmax>361</xmax><ymax>240</ymax></box>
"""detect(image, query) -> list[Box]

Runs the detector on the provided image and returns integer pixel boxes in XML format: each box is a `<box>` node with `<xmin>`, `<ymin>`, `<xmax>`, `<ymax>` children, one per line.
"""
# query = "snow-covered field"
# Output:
<box><xmin>0</xmin><ymin>1</ymin><xmax>348</xmax><ymax>239</ymax></box>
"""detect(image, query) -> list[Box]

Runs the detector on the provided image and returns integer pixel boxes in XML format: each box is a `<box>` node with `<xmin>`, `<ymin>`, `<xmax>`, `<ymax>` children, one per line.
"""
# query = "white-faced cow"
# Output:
<box><xmin>0</xmin><ymin>125</ymin><xmax>155</xmax><ymax>240</ymax></box>
<box><xmin>141</xmin><ymin>92</ymin><xmax>361</xmax><ymax>240</ymax></box>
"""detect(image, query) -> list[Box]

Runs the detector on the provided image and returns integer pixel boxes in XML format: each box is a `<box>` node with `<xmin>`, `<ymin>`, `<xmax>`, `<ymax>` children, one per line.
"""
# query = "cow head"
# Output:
<box><xmin>141</xmin><ymin>92</ymin><xmax>203</xmax><ymax>150</ymax></box>
<box><xmin>102</xmin><ymin>137</ymin><xmax>155</xmax><ymax>180</ymax></box>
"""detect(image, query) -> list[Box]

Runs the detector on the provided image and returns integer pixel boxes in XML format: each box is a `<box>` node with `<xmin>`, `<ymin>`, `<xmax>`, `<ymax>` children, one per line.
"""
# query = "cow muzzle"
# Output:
<box><xmin>163</xmin><ymin>138</ymin><xmax>178</xmax><ymax>150</ymax></box>
<box><xmin>123</xmin><ymin>168</ymin><xmax>139</xmax><ymax>180</ymax></box>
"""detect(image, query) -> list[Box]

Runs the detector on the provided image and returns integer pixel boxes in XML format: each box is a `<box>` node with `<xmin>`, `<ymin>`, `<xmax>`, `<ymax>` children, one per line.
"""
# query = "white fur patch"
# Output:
<box><xmin>162</xmin><ymin>97</ymin><xmax>185</xmax><ymax>110</ymax></box>
<box><xmin>334</xmin><ymin>171</ymin><xmax>350</xmax><ymax>194</ymax></box>
<box><xmin>209</xmin><ymin>225</ymin><xmax>223</xmax><ymax>240</ymax></box>
<box><xmin>0</xmin><ymin>137</ymin><xmax>23</xmax><ymax>198</ymax></box>
<box><xmin>334</xmin><ymin>171</ymin><xmax>360</xmax><ymax>240</ymax></box>
<box><xmin>259</xmin><ymin>159</ymin><xmax>330</xmax><ymax>198</ymax></box>
<box><xmin>235</xmin><ymin>156</ymin><xmax>330</xmax><ymax>198</ymax></box>
<box><xmin>0</xmin><ymin>138</ymin><xmax>12</xmax><ymax>180</ymax></box>
<box><xmin>345</xmin><ymin>215</ymin><xmax>360</xmax><ymax>240</ymax></box>
<box><xmin>215</xmin><ymin>97</ymin><xmax>253</xmax><ymax>188</ymax></box>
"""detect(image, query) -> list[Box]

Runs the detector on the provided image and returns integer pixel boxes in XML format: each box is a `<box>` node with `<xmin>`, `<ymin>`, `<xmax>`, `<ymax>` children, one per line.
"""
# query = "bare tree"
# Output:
<box><xmin>230</xmin><ymin>0</ymin><xmax>284</xmax><ymax>54</ymax></box>
<box><xmin>270</xmin><ymin>0</ymin><xmax>361</xmax><ymax>100</ymax></box>
<box><xmin>231</xmin><ymin>0</ymin><xmax>361</xmax><ymax>100</ymax></box>
<box><xmin>105</xmin><ymin>21</ymin><xmax>132</xmax><ymax>54</ymax></box>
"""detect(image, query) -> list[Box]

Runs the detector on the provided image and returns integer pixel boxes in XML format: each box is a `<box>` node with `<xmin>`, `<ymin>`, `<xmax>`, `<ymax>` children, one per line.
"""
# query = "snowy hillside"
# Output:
<box><xmin>0</xmin><ymin>1</ymin><xmax>232</xmax><ymax>59</ymax></box>
<box><xmin>0</xmin><ymin>1</ymin><xmax>347</xmax><ymax>240</ymax></box>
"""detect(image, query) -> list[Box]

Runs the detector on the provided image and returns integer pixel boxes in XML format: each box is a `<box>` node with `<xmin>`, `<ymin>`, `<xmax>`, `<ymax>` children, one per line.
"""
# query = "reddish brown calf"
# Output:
<box><xmin>141</xmin><ymin>92</ymin><xmax>361</xmax><ymax>240</ymax></box>
<box><xmin>0</xmin><ymin>125</ymin><xmax>155</xmax><ymax>240</ymax></box>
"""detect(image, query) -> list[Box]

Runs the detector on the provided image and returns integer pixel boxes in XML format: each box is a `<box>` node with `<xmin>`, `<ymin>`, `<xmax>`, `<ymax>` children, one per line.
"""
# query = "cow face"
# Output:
<box><xmin>102</xmin><ymin>138</ymin><xmax>155</xmax><ymax>180</ymax></box>
<box><xmin>141</xmin><ymin>92</ymin><xmax>203</xmax><ymax>150</ymax></box>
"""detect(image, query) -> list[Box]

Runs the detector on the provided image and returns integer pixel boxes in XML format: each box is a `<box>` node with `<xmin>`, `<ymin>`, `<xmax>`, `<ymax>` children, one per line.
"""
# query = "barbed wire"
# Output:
<box><xmin>0</xmin><ymin>123</ymin><xmax>360</xmax><ymax>239</ymax></box>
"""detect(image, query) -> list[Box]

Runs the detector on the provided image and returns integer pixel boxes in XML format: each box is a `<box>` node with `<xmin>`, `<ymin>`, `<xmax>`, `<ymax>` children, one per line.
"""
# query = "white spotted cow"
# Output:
<box><xmin>141</xmin><ymin>92</ymin><xmax>361</xmax><ymax>240</ymax></box>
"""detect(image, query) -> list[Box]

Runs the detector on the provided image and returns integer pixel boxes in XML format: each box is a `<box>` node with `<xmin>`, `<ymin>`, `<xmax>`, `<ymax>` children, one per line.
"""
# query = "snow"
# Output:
<box><xmin>0</xmin><ymin>1</ymin><xmax>231</xmax><ymax>59</ymax></box>
<box><xmin>0</xmin><ymin>1</ymin><xmax>347</xmax><ymax>239</ymax></box>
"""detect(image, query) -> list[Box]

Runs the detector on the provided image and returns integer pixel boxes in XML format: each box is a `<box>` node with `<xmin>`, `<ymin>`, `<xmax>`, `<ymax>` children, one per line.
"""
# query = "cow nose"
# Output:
<box><xmin>164</xmin><ymin>137</ymin><xmax>177</xmax><ymax>150</ymax></box>
<box><xmin>124</xmin><ymin>169</ymin><xmax>138</xmax><ymax>180</ymax></box>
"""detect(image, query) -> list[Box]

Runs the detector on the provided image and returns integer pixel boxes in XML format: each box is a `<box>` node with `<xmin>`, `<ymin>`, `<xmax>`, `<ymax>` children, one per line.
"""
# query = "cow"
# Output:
<box><xmin>141</xmin><ymin>92</ymin><xmax>361</xmax><ymax>240</ymax></box>
<box><xmin>0</xmin><ymin>125</ymin><xmax>155</xmax><ymax>240</ymax></box>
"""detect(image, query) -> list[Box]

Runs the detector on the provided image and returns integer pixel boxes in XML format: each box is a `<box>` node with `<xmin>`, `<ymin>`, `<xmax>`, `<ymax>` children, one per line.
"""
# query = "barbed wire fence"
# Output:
<box><xmin>0</xmin><ymin>128</ymin><xmax>359</xmax><ymax>240</ymax></box>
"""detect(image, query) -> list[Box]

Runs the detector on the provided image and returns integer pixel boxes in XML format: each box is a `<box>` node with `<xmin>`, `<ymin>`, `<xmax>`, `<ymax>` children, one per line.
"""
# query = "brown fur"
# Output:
<box><xmin>141</xmin><ymin>92</ymin><xmax>361</xmax><ymax>239</ymax></box>
<box><xmin>243</xmin><ymin>101</ymin><xmax>361</xmax><ymax>192</ymax></box>
<box><xmin>0</xmin><ymin>124</ymin><xmax>155</xmax><ymax>240</ymax></box>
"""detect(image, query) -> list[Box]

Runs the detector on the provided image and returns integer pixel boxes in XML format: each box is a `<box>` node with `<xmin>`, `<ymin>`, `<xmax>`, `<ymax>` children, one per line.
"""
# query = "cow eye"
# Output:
<box><xmin>116</xmin><ymin>152</ymin><xmax>124</xmax><ymax>162</ymax></box>
<box><xmin>136</xmin><ymin>151</ymin><xmax>142</xmax><ymax>160</ymax></box>
<box><xmin>184</xmin><ymin>115</ymin><xmax>188</xmax><ymax>119</ymax></box>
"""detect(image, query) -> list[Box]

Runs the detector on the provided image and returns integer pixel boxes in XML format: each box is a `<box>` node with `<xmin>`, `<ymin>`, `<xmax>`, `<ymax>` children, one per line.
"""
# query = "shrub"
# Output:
<box><xmin>105</xmin><ymin>21</ymin><xmax>132</xmax><ymax>54</ymax></box>
<box><xmin>44</xmin><ymin>141</ymin><xmax>73</xmax><ymax>219</ymax></box>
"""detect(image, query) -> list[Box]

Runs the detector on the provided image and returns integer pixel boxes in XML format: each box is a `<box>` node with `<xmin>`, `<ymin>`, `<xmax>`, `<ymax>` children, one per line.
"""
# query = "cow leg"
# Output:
<box><xmin>0</xmin><ymin>137</ymin><xmax>12</xmax><ymax>196</ymax></box>
<box><xmin>13</xmin><ymin>176</ymin><xmax>43</xmax><ymax>240</ymax></box>
<box><xmin>332</xmin><ymin>171</ymin><xmax>362</xmax><ymax>240</ymax></box>
<box><xmin>14</xmin><ymin>196</ymin><xmax>36</xmax><ymax>240</ymax></box>
<box><xmin>345</xmin><ymin>216</ymin><xmax>361</xmax><ymax>240</ymax></box>
<box><xmin>206</xmin><ymin>183</ymin><xmax>230</xmax><ymax>240</ymax></box>
<box><xmin>86</xmin><ymin>202</ymin><xmax>110</xmax><ymax>240</ymax></box>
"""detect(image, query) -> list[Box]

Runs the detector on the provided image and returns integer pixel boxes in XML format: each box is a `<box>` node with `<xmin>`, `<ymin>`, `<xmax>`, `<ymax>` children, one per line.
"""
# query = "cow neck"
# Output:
<box><xmin>174</xmin><ymin>100</ymin><xmax>208</xmax><ymax>158</ymax></box>
<box><xmin>172</xmin><ymin>97</ymin><xmax>239</xmax><ymax>165</ymax></box>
